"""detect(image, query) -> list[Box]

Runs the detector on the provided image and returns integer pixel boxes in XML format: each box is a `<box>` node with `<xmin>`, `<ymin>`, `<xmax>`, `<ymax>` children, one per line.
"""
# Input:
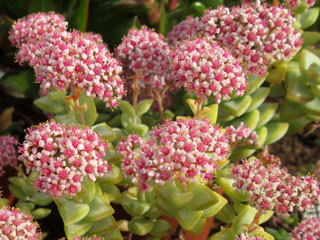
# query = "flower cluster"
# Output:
<box><xmin>237</xmin><ymin>233</ymin><xmax>264</xmax><ymax>240</ymax></box>
<box><xmin>231</xmin><ymin>158</ymin><xmax>320</xmax><ymax>215</ymax></box>
<box><xmin>8</xmin><ymin>12</ymin><xmax>67</xmax><ymax>48</ymax></box>
<box><xmin>225</xmin><ymin>122</ymin><xmax>258</xmax><ymax>147</ymax></box>
<box><xmin>0</xmin><ymin>136</ymin><xmax>18</xmax><ymax>176</ymax></box>
<box><xmin>0</xmin><ymin>207</ymin><xmax>41</xmax><ymax>240</ymax></box>
<box><xmin>34</xmin><ymin>30</ymin><xmax>124</xmax><ymax>108</ymax></box>
<box><xmin>259</xmin><ymin>153</ymin><xmax>282</xmax><ymax>167</ymax></box>
<box><xmin>116</xmin><ymin>26</ymin><xmax>171</xmax><ymax>93</ymax></box>
<box><xmin>9</xmin><ymin>13</ymin><xmax>124</xmax><ymax>108</ymax></box>
<box><xmin>284</xmin><ymin>0</ymin><xmax>316</xmax><ymax>10</ymax></box>
<box><xmin>117</xmin><ymin>118</ymin><xmax>230</xmax><ymax>190</ymax></box>
<box><xmin>71</xmin><ymin>236</ymin><xmax>103</xmax><ymax>240</ymax></box>
<box><xmin>18</xmin><ymin>120</ymin><xmax>110</xmax><ymax>198</ymax></box>
<box><xmin>167</xmin><ymin>16</ymin><xmax>201</xmax><ymax>46</ymax></box>
<box><xmin>169</xmin><ymin>38</ymin><xmax>246</xmax><ymax>102</ymax></box>
<box><xmin>201</xmin><ymin>3</ymin><xmax>302</xmax><ymax>75</ymax></box>
<box><xmin>291</xmin><ymin>217</ymin><xmax>320</xmax><ymax>240</ymax></box>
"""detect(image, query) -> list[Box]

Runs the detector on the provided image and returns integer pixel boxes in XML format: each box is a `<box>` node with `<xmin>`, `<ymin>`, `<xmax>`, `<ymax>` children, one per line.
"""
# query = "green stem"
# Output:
<box><xmin>132</xmin><ymin>74</ymin><xmax>140</xmax><ymax>124</ymax></box>
<box><xmin>0</xmin><ymin>199</ymin><xmax>5</xmax><ymax>209</ymax></box>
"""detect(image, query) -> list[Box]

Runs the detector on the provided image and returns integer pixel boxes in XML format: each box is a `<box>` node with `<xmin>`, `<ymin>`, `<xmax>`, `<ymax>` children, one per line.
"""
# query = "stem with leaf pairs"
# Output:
<box><xmin>194</xmin><ymin>98</ymin><xmax>203</xmax><ymax>118</ymax></box>
<box><xmin>132</xmin><ymin>74</ymin><xmax>140</xmax><ymax>124</ymax></box>
<box><xmin>247</xmin><ymin>209</ymin><xmax>263</xmax><ymax>232</ymax></box>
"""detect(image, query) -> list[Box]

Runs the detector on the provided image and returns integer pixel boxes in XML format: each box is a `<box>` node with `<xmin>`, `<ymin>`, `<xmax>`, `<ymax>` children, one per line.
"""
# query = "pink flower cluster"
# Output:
<box><xmin>169</xmin><ymin>38</ymin><xmax>246</xmax><ymax>102</ymax></box>
<box><xmin>8</xmin><ymin>12</ymin><xmax>67</xmax><ymax>48</ymax></box>
<box><xmin>9</xmin><ymin>13</ymin><xmax>124</xmax><ymax>108</ymax></box>
<box><xmin>284</xmin><ymin>0</ymin><xmax>316</xmax><ymax>10</ymax></box>
<box><xmin>0</xmin><ymin>136</ymin><xmax>18</xmax><ymax>176</ymax></box>
<box><xmin>18</xmin><ymin>120</ymin><xmax>110</xmax><ymax>198</ymax></box>
<box><xmin>291</xmin><ymin>217</ymin><xmax>320</xmax><ymax>240</ymax></box>
<box><xmin>237</xmin><ymin>233</ymin><xmax>264</xmax><ymax>240</ymax></box>
<box><xmin>0</xmin><ymin>207</ymin><xmax>41</xmax><ymax>240</ymax></box>
<box><xmin>71</xmin><ymin>236</ymin><xmax>103</xmax><ymax>240</ymax></box>
<box><xmin>167</xmin><ymin>16</ymin><xmax>201</xmax><ymax>46</ymax></box>
<box><xmin>225</xmin><ymin>122</ymin><xmax>258</xmax><ymax>147</ymax></box>
<box><xmin>116</xmin><ymin>27</ymin><xmax>171</xmax><ymax>93</ymax></box>
<box><xmin>260</xmin><ymin>153</ymin><xmax>281</xmax><ymax>167</ymax></box>
<box><xmin>117</xmin><ymin>118</ymin><xmax>230</xmax><ymax>190</ymax></box>
<box><xmin>231</xmin><ymin>158</ymin><xmax>320</xmax><ymax>215</ymax></box>
<box><xmin>34</xmin><ymin>30</ymin><xmax>124</xmax><ymax>108</ymax></box>
<box><xmin>201</xmin><ymin>3</ymin><xmax>302</xmax><ymax>76</ymax></box>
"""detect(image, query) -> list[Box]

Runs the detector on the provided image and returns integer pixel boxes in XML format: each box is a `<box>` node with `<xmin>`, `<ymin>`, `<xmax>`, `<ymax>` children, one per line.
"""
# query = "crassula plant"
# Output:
<box><xmin>0</xmin><ymin>0</ymin><xmax>320</xmax><ymax>239</ymax></box>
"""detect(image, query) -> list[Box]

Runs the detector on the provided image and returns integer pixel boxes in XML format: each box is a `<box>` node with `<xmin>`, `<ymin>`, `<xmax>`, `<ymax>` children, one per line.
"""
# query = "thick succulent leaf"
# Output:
<box><xmin>247</xmin><ymin>88</ymin><xmax>270</xmax><ymax>112</ymax></box>
<box><xmin>209</xmin><ymin>228</ymin><xmax>237</xmax><ymax>240</ymax></box>
<box><xmin>299</xmin><ymin>8</ymin><xmax>319</xmax><ymax>29</ymax></box>
<box><xmin>264</xmin><ymin>122</ymin><xmax>289</xmax><ymax>145</ymax></box>
<box><xmin>232</xmin><ymin>205</ymin><xmax>257</xmax><ymax>234</ymax></box>
<box><xmin>220</xmin><ymin>95</ymin><xmax>252</xmax><ymax>117</ymax></box>
<box><xmin>175</xmin><ymin>208</ymin><xmax>203</xmax><ymax>231</ymax></box>
<box><xmin>257</xmin><ymin>103</ymin><xmax>278</xmax><ymax>128</ymax></box>
<box><xmin>60</xmin><ymin>199</ymin><xmax>90</xmax><ymax>225</ymax></box>
<box><xmin>128</xmin><ymin>217</ymin><xmax>155</xmax><ymax>236</ymax></box>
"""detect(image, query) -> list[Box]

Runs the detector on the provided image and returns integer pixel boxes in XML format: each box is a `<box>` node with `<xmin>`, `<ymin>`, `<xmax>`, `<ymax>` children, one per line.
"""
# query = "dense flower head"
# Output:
<box><xmin>169</xmin><ymin>38</ymin><xmax>246</xmax><ymax>102</ymax></box>
<box><xmin>284</xmin><ymin>0</ymin><xmax>316</xmax><ymax>10</ymax></box>
<box><xmin>8</xmin><ymin>12</ymin><xmax>68</xmax><ymax>48</ymax></box>
<box><xmin>225</xmin><ymin>122</ymin><xmax>258</xmax><ymax>147</ymax></box>
<box><xmin>116</xmin><ymin>26</ymin><xmax>173</xmax><ymax>94</ymax></box>
<box><xmin>237</xmin><ymin>233</ymin><xmax>265</xmax><ymax>240</ymax></box>
<box><xmin>0</xmin><ymin>207</ymin><xmax>41</xmax><ymax>240</ymax></box>
<box><xmin>167</xmin><ymin>16</ymin><xmax>201</xmax><ymax>45</ymax></box>
<box><xmin>33</xmin><ymin>30</ymin><xmax>124</xmax><ymax>108</ymax></box>
<box><xmin>231</xmin><ymin>158</ymin><xmax>320</xmax><ymax>215</ymax></box>
<box><xmin>0</xmin><ymin>136</ymin><xmax>18</xmax><ymax>176</ymax></box>
<box><xmin>18</xmin><ymin>120</ymin><xmax>110</xmax><ymax>198</ymax></box>
<box><xmin>117</xmin><ymin>118</ymin><xmax>230</xmax><ymax>190</ymax></box>
<box><xmin>201</xmin><ymin>3</ymin><xmax>302</xmax><ymax>76</ymax></box>
<box><xmin>260</xmin><ymin>153</ymin><xmax>282</xmax><ymax>167</ymax></box>
<box><xmin>291</xmin><ymin>217</ymin><xmax>320</xmax><ymax>240</ymax></box>
<box><xmin>71</xmin><ymin>236</ymin><xmax>103</xmax><ymax>240</ymax></box>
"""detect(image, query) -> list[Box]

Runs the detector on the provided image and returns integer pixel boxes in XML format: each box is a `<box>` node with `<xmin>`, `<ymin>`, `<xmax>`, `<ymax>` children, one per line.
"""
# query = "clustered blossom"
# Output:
<box><xmin>291</xmin><ymin>217</ymin><xmax>320</xmax><ymax>240</ymax></box>
<box><xmin>117</xmin><ymin>118</ymin><xmax>230</xmax><ymax>190</ymax></box>
<box><xmin>167</xmin><ymin>16</ymin><xmax>201</xmax><ymax>46</ymax></box>
<box><xmin>237</xmin><ymin>233</ymin><xmax>264</xmax><ymax>240</ymax></box>
<box><xmin>201</xmin><ymin>3</ymin><xmax>303</xmax><ymax>75</ymax></box>
<box><xmin>284</xmin><ymin>0</ymin><xmax>316</xmax><ymax>10</ymax></box>
<box><xmin>259</xmin><ymin>153</ymin><xmax>282</xmax><ymax>167</ymax></box>
<box><xmin>0</xmin><ymin>136</ymin><xmax>18</xmax><ymax>176</ymax></box>
<box><xmin>71</xmin><ymin>236</ymin><xmax>103</xmax><ymax>240</ymax></box>
<box><xmin>9</xmin><ymin>13</ymin><xmax>124</xmax><ymax>108</ymax></box>
<box><xmin>0</xmin><ymin>207</ymin><xmax>41</xmax><ymax>240</ymax></box>
<box><xmin>8</xmin><ymin>12</ymin><xmax>67</xmax><ymax>48</ymax></box>
<box><xmin>231</xmin><ymin>158</ymin><xmax>320</xmax><ymax>215</ymax></box>
<box><xmin>116</xmin><ymin>26</ymin><xmax>172</xmax><ymax>93</ymax></box>
<box><xmin>169</xmin><ymin>38</ymin><xmax>246</xmax><ymax>102</ymax></box>
<box><xmin>34</xmin><ymin>30</ymin><xmax>124</xmax><ymax>108</ymax></box>
<box><xmin>225</xmin><ymin>122</ymin><xmax>258</xmax><ymax>147</ymax></box>
<box><xmin>18</xmin><ymin>120</ymin><xmax>110</xmax><ymax>198</ymax></box>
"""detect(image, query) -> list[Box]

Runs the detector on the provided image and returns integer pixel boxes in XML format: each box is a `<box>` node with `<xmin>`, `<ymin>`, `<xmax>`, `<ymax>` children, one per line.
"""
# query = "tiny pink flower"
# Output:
<box><xmin>18</xmin><ymin>120</ymin><xmax>110</xmax><ymax>198</ymax></box>
<box><xmin>0</xmin><ymin>207</ymin><xmax>41</xmax><ymax>240</ymax></box>
<box><xmin>0</xmin><ymin>136</ymin><xmax>18</xmax><ymax>176</ymax></box>
<box><xmin>291</xmin><ymin>217</ymin><xmax>320</xmax><ymax>240</ymax></box>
